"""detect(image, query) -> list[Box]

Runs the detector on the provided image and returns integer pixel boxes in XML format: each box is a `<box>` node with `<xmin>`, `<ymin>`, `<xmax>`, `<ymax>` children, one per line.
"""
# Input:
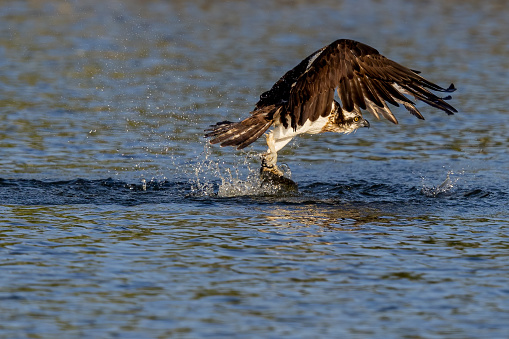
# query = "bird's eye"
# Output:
<box><xmin>354</xmin><ymin>116</ymin><xmax>360</xmax><ymax>122</ymax></box>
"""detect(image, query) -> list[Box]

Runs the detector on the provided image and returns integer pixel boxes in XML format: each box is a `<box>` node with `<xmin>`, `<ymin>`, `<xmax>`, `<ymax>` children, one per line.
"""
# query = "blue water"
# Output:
<box><xmin>1</xmin><ymin>1</ymin><xmax>508</xmax><ymax>338</ymax></box>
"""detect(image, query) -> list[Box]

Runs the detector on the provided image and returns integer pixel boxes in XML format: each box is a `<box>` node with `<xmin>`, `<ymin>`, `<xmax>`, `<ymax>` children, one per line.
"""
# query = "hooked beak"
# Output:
<box><xmin>362</xmin><ymin>119</ymin><xmax>370</xmax><ymax>129</ymax></box>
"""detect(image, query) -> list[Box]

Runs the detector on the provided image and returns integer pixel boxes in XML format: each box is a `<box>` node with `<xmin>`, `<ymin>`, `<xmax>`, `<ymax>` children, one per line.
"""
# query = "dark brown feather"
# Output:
<box><xmin>205</xmin><ymin>105</ymin><xmax>278</xmax><ymax>150</ymax></box>
<box><xmin>280</xmin><ymin>39</ymin><xmax>457</xmax><ymax>129</ymax></box>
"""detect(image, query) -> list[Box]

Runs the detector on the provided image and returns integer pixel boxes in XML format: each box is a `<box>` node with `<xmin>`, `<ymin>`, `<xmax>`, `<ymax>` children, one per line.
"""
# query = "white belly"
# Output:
<box><xmin>271</xmin><ymin>115</ymin><xmax>330</xmax><ymax>152</ymax></box>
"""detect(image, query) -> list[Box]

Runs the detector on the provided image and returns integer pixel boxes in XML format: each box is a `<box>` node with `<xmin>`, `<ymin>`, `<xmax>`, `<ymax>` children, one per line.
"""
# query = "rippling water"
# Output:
<box><xmin>1</xmin><ymin>1</ymin><xmax>508</xmax><ymax>338</ymax></box>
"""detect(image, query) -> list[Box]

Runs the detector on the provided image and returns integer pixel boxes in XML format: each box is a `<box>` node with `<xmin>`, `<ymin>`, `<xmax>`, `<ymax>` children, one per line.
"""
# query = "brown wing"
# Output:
<box><xmin>255</xmin><ymin>47</ymin><xmax>327</xmax><ymax>109</ymax></box>
<box><xmin>283</xmin><ymin>39</ymin><xmax>457</xmax><ymax>130</ymax></box>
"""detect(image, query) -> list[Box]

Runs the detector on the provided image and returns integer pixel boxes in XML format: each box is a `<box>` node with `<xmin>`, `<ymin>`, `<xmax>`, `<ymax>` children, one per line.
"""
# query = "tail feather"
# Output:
<box><xmin>205</xmin><ymin>106</ymin><xmax>277</xmax><ymax>150</ymax></box>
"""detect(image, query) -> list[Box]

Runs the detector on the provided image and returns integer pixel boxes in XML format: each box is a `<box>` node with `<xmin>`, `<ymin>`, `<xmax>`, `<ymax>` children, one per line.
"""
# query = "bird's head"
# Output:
<box><xmin>340</xmin><ymin>110</ymin><xmax>370</xmax><ymax>134</ymax></box>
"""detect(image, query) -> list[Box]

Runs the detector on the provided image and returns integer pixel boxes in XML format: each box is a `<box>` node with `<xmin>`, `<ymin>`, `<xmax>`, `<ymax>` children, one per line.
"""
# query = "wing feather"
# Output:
<box><xmin>350</xmin><ymin>76</ymin><xmax>366</xmax><ymax>110</ymax></box>
<box><xmin>279</xmin><ymin>39</ymin><xmax>457</xmax><ymax>129</ymax></box>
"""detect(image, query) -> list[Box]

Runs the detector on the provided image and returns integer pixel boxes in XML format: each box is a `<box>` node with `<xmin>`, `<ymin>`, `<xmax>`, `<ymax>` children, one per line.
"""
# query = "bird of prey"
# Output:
<box><xmin>205</xmin><ymin>39</ymin><xmax>457</xmax><ymax>178</ymax></box>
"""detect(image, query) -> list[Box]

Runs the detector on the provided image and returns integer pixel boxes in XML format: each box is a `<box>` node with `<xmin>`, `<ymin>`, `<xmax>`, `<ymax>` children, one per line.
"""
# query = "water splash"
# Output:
<box><xmin>188</xmin><ymin>144</ymin><xmax>296</xmax><ymax>197</ymax></box>
<box><xmin>420</xmin><ymin>170</ymin><xmax>463</xmax><ymax>197</ymax></box>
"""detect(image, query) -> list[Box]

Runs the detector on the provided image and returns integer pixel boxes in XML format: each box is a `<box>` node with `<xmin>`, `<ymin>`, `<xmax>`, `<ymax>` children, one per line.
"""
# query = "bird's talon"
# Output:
<box><xmin>260</xmin><ymin>164</ymin><xmax>284</xmax><ymax>177</ymax></box>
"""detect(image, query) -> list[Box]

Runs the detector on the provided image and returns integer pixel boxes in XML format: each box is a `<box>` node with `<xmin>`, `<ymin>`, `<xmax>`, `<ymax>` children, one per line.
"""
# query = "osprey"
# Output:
<box><xmin>205</xmin><ymin>39</ymin><xmax>457</xmax><ymax>177</ymax></box>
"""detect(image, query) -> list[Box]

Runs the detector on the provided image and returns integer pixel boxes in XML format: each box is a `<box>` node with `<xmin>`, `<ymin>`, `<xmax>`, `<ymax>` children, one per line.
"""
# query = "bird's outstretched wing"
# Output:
<box><xmin>279</xmin><ymin>39</ymin><xmax>457</xmax><ymax>130</ymax></box>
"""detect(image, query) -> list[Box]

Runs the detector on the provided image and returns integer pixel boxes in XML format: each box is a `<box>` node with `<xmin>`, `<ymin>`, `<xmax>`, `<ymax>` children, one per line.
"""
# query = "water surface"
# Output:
<box><xmin>1</xmin><ymin>1</ymin><xmax>508</xmax><ymax>338</ymax></box>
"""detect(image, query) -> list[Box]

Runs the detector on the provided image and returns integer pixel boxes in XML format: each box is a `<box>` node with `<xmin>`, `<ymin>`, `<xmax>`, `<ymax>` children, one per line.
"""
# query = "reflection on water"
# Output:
<box><xmin>263</xmin><ymin>203</ymin><xmax>383</xmax><ymax>230</ymax></box>
<box><xmin>1</xmin><ymin>0</ymin><xmax>509</xmax><ymax>338</ymax></box>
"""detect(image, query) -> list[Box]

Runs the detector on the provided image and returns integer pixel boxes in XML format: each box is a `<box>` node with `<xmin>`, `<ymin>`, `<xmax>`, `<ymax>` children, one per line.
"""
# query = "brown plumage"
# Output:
<box><xmin>205</xmin><ymin>39</ymin><xmax>457</xmax><ymax>151</ymax></box>
<box><xmin>204</xmin><ymin>105</ymin><xmax>278</xmax><ymax>150</ymax></box>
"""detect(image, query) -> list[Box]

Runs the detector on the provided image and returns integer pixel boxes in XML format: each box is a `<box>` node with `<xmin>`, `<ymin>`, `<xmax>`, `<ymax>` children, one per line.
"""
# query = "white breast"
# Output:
<box><xmin>270</xmin><ymin>115</ymin><xmax>330</xmax><ymax>152</ymax></box>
